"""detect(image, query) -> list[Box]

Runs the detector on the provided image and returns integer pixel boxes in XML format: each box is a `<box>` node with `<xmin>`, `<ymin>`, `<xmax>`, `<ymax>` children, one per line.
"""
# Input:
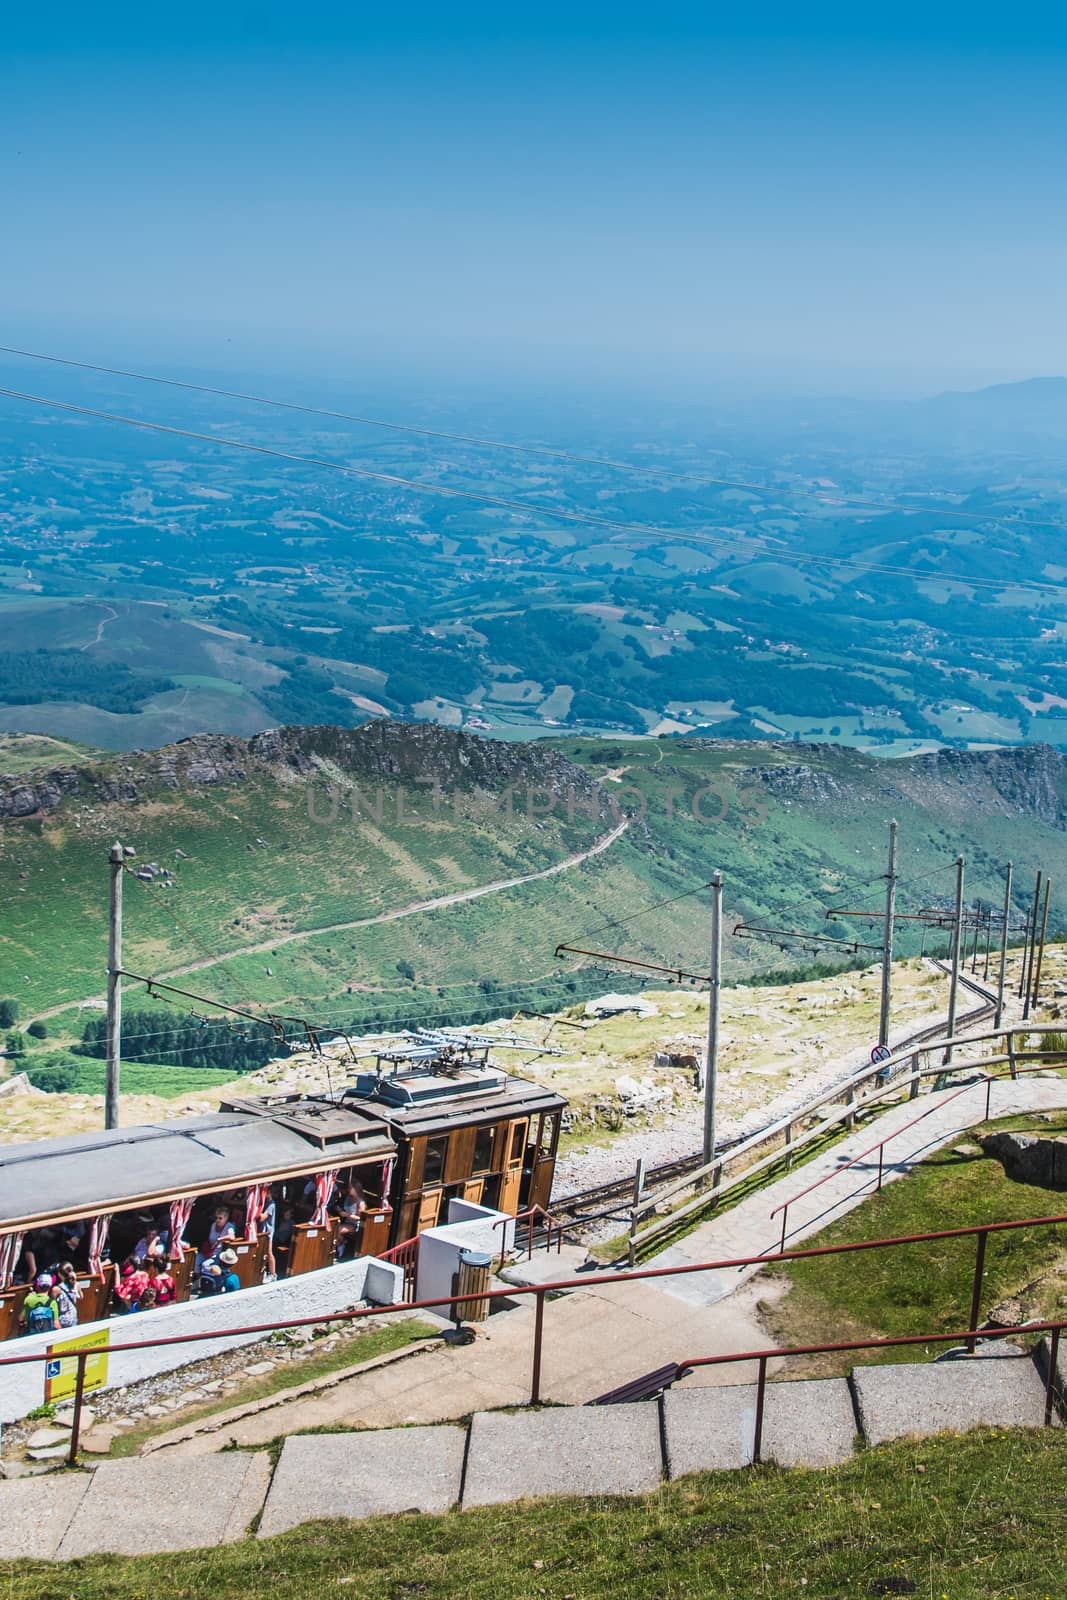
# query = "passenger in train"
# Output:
<box><xmin>23</xmin><ymin>1275</ymin><xmax>59</xmax><ymax>1335</ymax></box>
<box><xmin>145</xmin><ymin>1256</ymin><xmax>176</xmax><ymax>1306</ymax></box>
<box><xmin>54</xmin><ymin>1262</ymin><xmax>81</xmax><ymax>1328</ymax></box>
<box><xmin>133</xmin><ymin>1219</ymin><xmax>169</xmax><ymax>1264</ymax></box>
<box><xmin>257</xmin><ymin>1189</ymin><xmax>277</xmax><ymax>1281</ymax></box>
<box><xmin>195</xmin><ymin>1206</ymin><xmax>236</xmax><ymax>1272</ymax></box>
<box><xmin>335</xmin><ymin>1180</ymin><xmax>366</xmax><ymax>1260</ymax></box>
<box><xmin>199</xmin><ymin>1248</ymin><xmax>240</xmax><ymax>1296</ymax></box>
<box><xmin>273</xmin><ymin>1204</ymin><xmax>296</xmax><ymax>1278</ymax></box>
<box><xmin>115</xmin><ymin>1258</ymin><xmax>149</xmax><ymax>1312</ymax></box>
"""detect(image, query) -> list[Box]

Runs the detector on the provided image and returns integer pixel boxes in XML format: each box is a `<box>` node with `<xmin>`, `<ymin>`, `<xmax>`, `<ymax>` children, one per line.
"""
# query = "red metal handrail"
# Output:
<box><xmin>8</xmin><ymin>1206</ymin><xmax>1066</xmax><ymax>1466</ymax></box>
<box><xmin>491</xmin><ymin>1204</ymin><xmax>565</xmax><ymax>1271</ymax></box>
<box><xmin>378</xmin><ymin>1233</ymin><xmax>420</xmax><ymax>1298</ymax></box>
<box><xmin>769</xmin><ymin>1061</ymin><xmax>1063</xmax><ymax>1252</ymax></box>
<box><xmin>670</xmin><ymin>1318</ymin><xmax>1065</xmax><ymax>1461</ymax></box>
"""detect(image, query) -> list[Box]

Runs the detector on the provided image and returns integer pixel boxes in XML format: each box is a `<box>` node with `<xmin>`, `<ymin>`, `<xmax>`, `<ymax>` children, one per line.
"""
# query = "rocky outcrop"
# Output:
<box><xmin>0</xmin><ymin>769</ymin><xmax>82</xmax><ymax>818</ymax></box>
<box><xmin>979</xmin><ymin>1129</ymin><xmax>1067</xmax><ymax>1190</ymax></box>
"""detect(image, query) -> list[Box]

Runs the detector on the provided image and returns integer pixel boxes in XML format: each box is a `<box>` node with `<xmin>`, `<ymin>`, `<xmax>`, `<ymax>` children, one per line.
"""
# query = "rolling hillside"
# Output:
<box><xmin>2</xmin><ymin>724</ymin><xmax>1066</xmax><ymax>1049</ymax></box>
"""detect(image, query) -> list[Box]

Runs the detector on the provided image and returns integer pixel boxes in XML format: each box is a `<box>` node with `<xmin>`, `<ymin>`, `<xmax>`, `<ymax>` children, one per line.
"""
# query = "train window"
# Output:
<box><xmin>509</xmin><ymin>1122</ymin><xmax>526</xmax><ymax>1163</ymax></box>
<box><xmin>539</xmin><ymin>1113</ymin><xmax>558</xmax><ymax>1155</ymax></box>
<box><xmin>472</xmin><ymin>1126</ymin><xmax>495</xmax><ymax>1173</ymax></box>
<box><xmin>423</xmin><ymin>1136</ymin><xmax>448</xmax><ymax>1187</ymax></box>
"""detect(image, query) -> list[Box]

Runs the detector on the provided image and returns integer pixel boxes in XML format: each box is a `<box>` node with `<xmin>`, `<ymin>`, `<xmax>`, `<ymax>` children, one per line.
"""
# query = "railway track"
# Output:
<box><xmin>553</xmin><ymin>960</ymin><xmax>1000</xmax><ymax>1224</ymax></box>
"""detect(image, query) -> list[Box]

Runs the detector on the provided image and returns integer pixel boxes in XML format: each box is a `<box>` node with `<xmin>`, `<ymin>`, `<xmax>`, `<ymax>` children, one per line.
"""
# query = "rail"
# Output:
<box><xmin>768</xmin><ymin>1057</ymin><xmax>1065</xmax><ymax>1253</ymax></box>
<box><xmin>492</xmin><ymin>1205</ymin><xmax>565</xmax><ymax>1273</ymax></box>
<box><xmin>378</xmin><ymin>1234</ymin><xmax>419</xmax><ymax>1298</ymax></box>
<box><xmin>665</xmin><ymin>1318</ymin><xmax>1065</xmax><ymax>1458</ymax></box>
<box><xmin>10</xmin><ymin>1206</ymin><xmax>1065</xmax><ymax>1467</ymax></box>
<box><xmin>626</xmin><ymin>1021</ymin><xmax>1067</xmax><ymax>1261</ymax></box>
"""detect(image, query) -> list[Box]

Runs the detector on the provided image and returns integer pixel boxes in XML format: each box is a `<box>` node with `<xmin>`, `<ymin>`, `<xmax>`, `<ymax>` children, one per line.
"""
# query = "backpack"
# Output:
<box><xmin>55</xmin><ymin>1284</ymin><xmax>78</xmax><ymax>1329</ymax></box>
<box><xmin>26</xmin><ymin>1297</ymin><xmax>55</xmax><ymax>1335</ymax></box>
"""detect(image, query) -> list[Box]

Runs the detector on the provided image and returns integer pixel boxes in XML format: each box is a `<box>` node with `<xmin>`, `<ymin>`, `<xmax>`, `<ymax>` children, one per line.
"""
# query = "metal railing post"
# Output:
<box><xmin>985</xmin><ymin>1074</ymin><xmax>993</xmax><ymax>1122</ymax></box>
<box><xmin>845</xmin><ymin>1086</ymin><xmax>856</xmax><ymax>1132</ymax></box>
<box><xmin>967</xmin><ymin>1229</ymin><xmax>988</xmax><ymax>1353</ymax></box>
<box><xmin>779</xmin><ymin>1206</ymin><xmax>788</xmax><ymax>1255</ymax></box>
<box><xmin>68</xmin><ymin>1349</ymin><xmax>88</xmax><ymax>1466</ymax></box>
<box><xmin>752</xmin><ymin>1354</ymin><xmax>768</xmax><ymax>1464</ymax></box>
<box><xmin>1044</xmin><ymin>1327</ymin><xmax>1061</xmax><ymax>1427</ymax></box>
<box><xmin>876</xmin><ymin>1144</ymin><xmax>885</xmax><ymax>1192</ymax></box>
<box><xmin>530</xmin><ymin>1288</ymin><xmax>546</xmax><ymax>1405</ymax></box>
<box><xmin>784</xmin><ymin>1122</ymin><xmax>793</xmax><ymax>1171</ymax></box>
<box><xmin>909</xmin><ymin>1054</ymin><xmax>921</xmax><ymax>1100</ymax></box>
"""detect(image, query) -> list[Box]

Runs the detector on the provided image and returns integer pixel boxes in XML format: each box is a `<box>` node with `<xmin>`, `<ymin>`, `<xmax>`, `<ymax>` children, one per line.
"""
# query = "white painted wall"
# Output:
<box><xmin>0</xmin><ymin>1255</ymin><xmax>404</xmax><ymax>1424</ymax></box>
<box><xmin>414</xmin><ymin>1201</ymin><xmax>514</xmax><ymax>1311</ymax></box>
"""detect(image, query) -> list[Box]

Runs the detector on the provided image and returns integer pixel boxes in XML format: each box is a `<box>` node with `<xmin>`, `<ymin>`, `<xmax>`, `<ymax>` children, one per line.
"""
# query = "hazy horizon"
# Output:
<box><xmin>4</xmin><ymin>4</ymin><xmax>1067</xmax><ymax>399</ymax></box>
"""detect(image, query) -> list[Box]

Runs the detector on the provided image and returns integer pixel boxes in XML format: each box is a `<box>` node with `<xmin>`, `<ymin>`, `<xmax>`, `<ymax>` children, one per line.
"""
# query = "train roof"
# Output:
<box><xmin>0</xmin><ymin>1102</ymin><xmax>396</xmax><ymax>1232</ymax></box>
<box><xmin>338</xmin><ymin>1066</ymin><xmax>567</xmax><ymax>1137</ymax></box>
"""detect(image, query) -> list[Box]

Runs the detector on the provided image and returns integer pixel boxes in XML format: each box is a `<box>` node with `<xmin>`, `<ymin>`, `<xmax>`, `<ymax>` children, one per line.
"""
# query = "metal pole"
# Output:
<box><xmin>628</xmin><ymin>1157</ymin><xmax>645</xmax><ymax>1269</ymax></box>
<box><xmin>966</xmin><ymin>1229</ymin><xmax>988</xmax><ymax>1353</ymax></box>
<box><xmin>68</xmin><ymin>1350</ymin><xmax>88</xmax><ymax>1465</ymax></box>
<box><xmin>105</xmin><ymin>842</ymin><xmax>124</xmax><ymax>1131</ymax></box>
<box><xmin>996</xmin><ymin>862</ymin><xmax>1012</xmax><ymax>1031</ymax></box>
<box><xmin>982</xmin><ymin>905</ymin><xmax>992</xmax><ymax>982</ymax></box>
<box><xmin>878</xmin><ymin>820</ymin><xmax>897</xmax><ymax>1051</ymax></box>
<box><xmin>943</xmin><ymin>856</ymin><xmax>965</xmax><ymax>1066</ymax></box>
<box><xmin>752</xmin><ymin>1353</ymin><xmax>768</xmax><ymax>1464</ymax></box>
<box><xmin>969</xmin><ymin>909</ymin><xmax>980</xmax><ymax>975</ymax></box>
<box><xmin>1023</xmin><ymin>871</ymin><xmax>1043</xmax><ymax>1021</ymax></box>
<box><xmin>530</xmin><ymin>1288</ymin><xmax>546</xmax><ymax>1405</ymax></box>
<box><xmin>1031</xmin><ymin>879</ymin><xmax>1051</xmax><ymax>1015</ymax></box>
<box><xmin>1020</xmin><ymin>871</ymin><xmax>1041</xmax><ymax>1000</ymax></box>
<box><xmin>703</xmin><ymin>870</ymin><xmax>723</xmax><ymax>1166</ymax></box>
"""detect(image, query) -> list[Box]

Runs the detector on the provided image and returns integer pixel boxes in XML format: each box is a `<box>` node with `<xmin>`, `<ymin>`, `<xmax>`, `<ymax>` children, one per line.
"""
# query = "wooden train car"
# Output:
<box><xmin>0</xmin><ymin>1048</ymin><xmax>565</xmax><ymax>1339</ymax></box>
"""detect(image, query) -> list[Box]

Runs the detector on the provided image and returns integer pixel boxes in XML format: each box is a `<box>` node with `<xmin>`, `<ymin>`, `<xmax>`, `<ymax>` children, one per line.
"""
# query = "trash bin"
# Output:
<box><xmin>453</xmin><ymin>1248</ymin><xmax>492</xmax><ymax>1324</ymax></box>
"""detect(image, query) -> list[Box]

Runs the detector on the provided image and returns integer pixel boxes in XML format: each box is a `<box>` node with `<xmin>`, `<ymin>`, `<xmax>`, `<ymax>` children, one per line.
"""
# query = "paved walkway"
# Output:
<box><xmin>3</xmin><ymin>1345</ymin><xmax>1059</xmax><ymax>1560</ymax></box>
<box><xmin>142</xmin><ymin>1071</ymin><xmax>1067</xmax><ymax>1458</ymax></box>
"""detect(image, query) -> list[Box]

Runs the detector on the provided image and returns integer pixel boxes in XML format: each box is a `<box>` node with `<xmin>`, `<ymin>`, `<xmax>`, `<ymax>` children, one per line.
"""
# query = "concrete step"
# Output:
<box><xmin>498</xmin><ymin>1245</ymin><xmax>593</xmax><ymax>1287</ymax></box>
<box><xmin>0</xmin><ymin>1472</ymin><xmax>93</xmax><ymax>1561</ymax></box>
<box><xmin>851</xmin><ymin>1352</ymin><xmax>1053</xmax><ymax>1447</ymax></box>
<box><xmin>461</xmin><ymin>1401</ymin><xmax>661</xmax><ymax>1507</ymax></box>
<box><xmin>259</xmin><ymin>1424</ymin><xmax>467</xmax><ymax>1537</ymax></box>
<box><xmin>53</xmin><ymin>1451</ymin><xmax>270</xmax><ymax>1558</ymax></box>
<box><xmin>663</xmin><ymin>1377</ymin><xmax>857</xmax><ymax>1475</ymax></box>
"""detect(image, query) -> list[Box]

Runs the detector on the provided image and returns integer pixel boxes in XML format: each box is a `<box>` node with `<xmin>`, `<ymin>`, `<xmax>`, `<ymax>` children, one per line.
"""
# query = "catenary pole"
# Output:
<box><xmin>878</xmin><ymin>819</ymin><xmax>898</xmax><ymax>1051</ymax></box>
<box><xmin>703</xmin><ymin>871</ymin><xmax>723</xmax><ymax>1165</ymax></box>
<box><xmin>1031</xmin><ymin>879</ymin><xmax>1052</xmax><ymax>1015</ymax></box>
<box><xmin>105</xmin><ymin>843</ymin><xmax>124</xmax><ymax>1130</ymax></box>
<box><xmin>1022</xmin><ymin>870</ymin><xmax>1043</xmax><ymax>1020</ymax></box>
<box><xmin>996</xmin><ymin>862</ymin><xmax>1012</xmax><ymax>1030</ymax></box>
<box><xmin>943</xmin><ymin>855</ymin><xmax>965</xmax><ymax>1066</ymax></box>
<box><xmin>1020</xmin><ymin>871</ymin><xmax>1041</xmax><ymax>1000</ymax></box>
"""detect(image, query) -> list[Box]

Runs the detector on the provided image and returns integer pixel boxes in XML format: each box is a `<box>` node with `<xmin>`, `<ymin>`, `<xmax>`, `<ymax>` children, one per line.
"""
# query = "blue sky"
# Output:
<box><xmin>3</xmin><ymin>3</ymin><xmax>1066</xmax><ymax>394</ymax></box>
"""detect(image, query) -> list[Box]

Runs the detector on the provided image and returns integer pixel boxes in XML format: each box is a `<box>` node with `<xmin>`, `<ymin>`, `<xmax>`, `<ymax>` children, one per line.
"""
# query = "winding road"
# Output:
<box><xmin>31</xmin><ymin>816</ymin><xmax>631</xmax><ymax>1022</ymax></box>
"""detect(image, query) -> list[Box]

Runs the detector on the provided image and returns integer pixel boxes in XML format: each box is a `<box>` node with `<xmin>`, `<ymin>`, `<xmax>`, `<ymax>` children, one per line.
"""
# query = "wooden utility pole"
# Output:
<box><xmin>105</xmin><ymin>842</ymin><xmax>124</xmax><ymax>1130</ymax></box>
<box><xmin>943</xmin><ymin>855</ymin><xmax>965</xmax><ymax>1066</ymax></box>
<box><xmin>703</xmin><ymin>871</ymin><xmax>723</xmax><ymax>1165</ymax></box>
<box><xmin>995</xmin><ymin>862</ymin><xmax>1012</xmax><ymax>1030</ymax></box>
<box><xmin>877</xmin><ymin>820</ymin><xmax>898</xmax><ymax>1051</ymax></box>
<box><xmin>1030</xmin><ymin>879</ymin><xmax>1052</xmax><ymax>1015</ymax></box>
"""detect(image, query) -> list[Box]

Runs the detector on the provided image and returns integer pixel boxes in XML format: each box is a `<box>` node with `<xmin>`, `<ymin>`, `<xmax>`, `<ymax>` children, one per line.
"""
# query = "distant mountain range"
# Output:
<box><xmin>917</xmin><ymin>376</ymin><xmax>1067</xmax><ymax>440</ymax></box>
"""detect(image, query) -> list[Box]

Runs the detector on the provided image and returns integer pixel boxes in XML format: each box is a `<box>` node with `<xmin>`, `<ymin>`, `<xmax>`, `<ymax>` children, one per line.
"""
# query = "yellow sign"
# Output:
<box><xmin>44</xmin><ymin>1328</ymin><xmax>110</xmax><ymax>1404</ymax></box>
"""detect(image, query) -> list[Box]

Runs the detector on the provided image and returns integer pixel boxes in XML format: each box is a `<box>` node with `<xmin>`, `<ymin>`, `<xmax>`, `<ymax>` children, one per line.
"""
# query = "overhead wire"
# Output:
<box><xmin>7</xmin><ymin>342</ymin><xmax>1067</xmax><ymax>532</ymax></box>
<box><xmin>2</xmin><ymin>384</ymin><xmax>1066</xmax><ymax>600</ymax></box>
<box><xmin>7</xmin><ymin>341</ymin><xmax>1067</xmax><ymax>539</ymax></box>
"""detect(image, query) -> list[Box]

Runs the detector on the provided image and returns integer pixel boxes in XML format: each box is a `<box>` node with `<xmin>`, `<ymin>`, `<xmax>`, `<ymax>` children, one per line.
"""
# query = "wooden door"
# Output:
<box><xmin>461</xmin><ymin>1178</ymin><xmax>485</xmax><ymax>1205</ymax></box>
<box><xmin>498</xmin><ymin>1117</ymin><xmax>528</xmax><ymax>1214</ymax></box>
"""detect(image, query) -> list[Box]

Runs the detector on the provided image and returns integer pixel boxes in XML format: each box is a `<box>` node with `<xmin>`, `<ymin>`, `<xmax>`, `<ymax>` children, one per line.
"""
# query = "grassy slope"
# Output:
<box><xmin>3</xmin><ymin>1431</ymin><xmax>1065</xmax><ymax>1599</ymax></box>
<box><xmin>4</xmin><ymin>730</ymin><xmax>1067</xmax><ymax>1032</ymax></box>
<box><xmin>762</xmin><ymin>1109</ymin><xmax>1067</xmax><ymax>1370</ymax></box>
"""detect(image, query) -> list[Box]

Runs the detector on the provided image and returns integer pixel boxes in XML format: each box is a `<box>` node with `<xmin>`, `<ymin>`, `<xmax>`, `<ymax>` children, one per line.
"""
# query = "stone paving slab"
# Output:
<box><xmin>852</xmin><ymin>1355</ymin><xmax>1051</xmax><ymax>1447</ymax></box>
<box><xmin>0</xmin><ymin>1472</ymin><xmax>93</xmax><ymax>1561</ymax></box>
<box><xmin>57</xmin><ymin>1451</ymin><xmax>271</xmax><ymax>1557</ymax></box>
<box><xmin>663</xmin><ymin>1378</ymin><xmax>858</xmax><ymax>1475</ymax></box>
<box><xmin>258</xmin><ymin>1425</ymin><xmax>468</xmax><ymax>1536</ymax></box>
<box><xmin>462</xmin><ymin>1402</ymin><xmax>662</xmax><ymax>1507</ymax></box>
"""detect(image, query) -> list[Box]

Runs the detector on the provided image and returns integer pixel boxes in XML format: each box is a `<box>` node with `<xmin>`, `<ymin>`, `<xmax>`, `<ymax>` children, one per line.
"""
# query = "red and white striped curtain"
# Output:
<box><xmin>380</xmin><ymin>1157</ymin><xmax>394</xmax><ymax>1213</ymax></box>
<box><xmin>244</xmin><ymin>1183</ymin><xmax>270</xmax><ymax>1242</ymax></box>
<box><xmin>168</xmin><ymin>1198</ymin><xmax>194</xmax><ymax>1259</ymax></box>
<box><xmin>310</xmin><ymin>1169</ymin><xmax>338</xmax><ymax>1227</ymax></box>
<box><xmin>87</xmin><ymin>1214</ymin><xmax>112</xmax><ymax>1280</ymax></box>
<box><xmin>0</xmin><ymin>1230</ymin><xmax>25</xmax><ymax>1290</ymax></box>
